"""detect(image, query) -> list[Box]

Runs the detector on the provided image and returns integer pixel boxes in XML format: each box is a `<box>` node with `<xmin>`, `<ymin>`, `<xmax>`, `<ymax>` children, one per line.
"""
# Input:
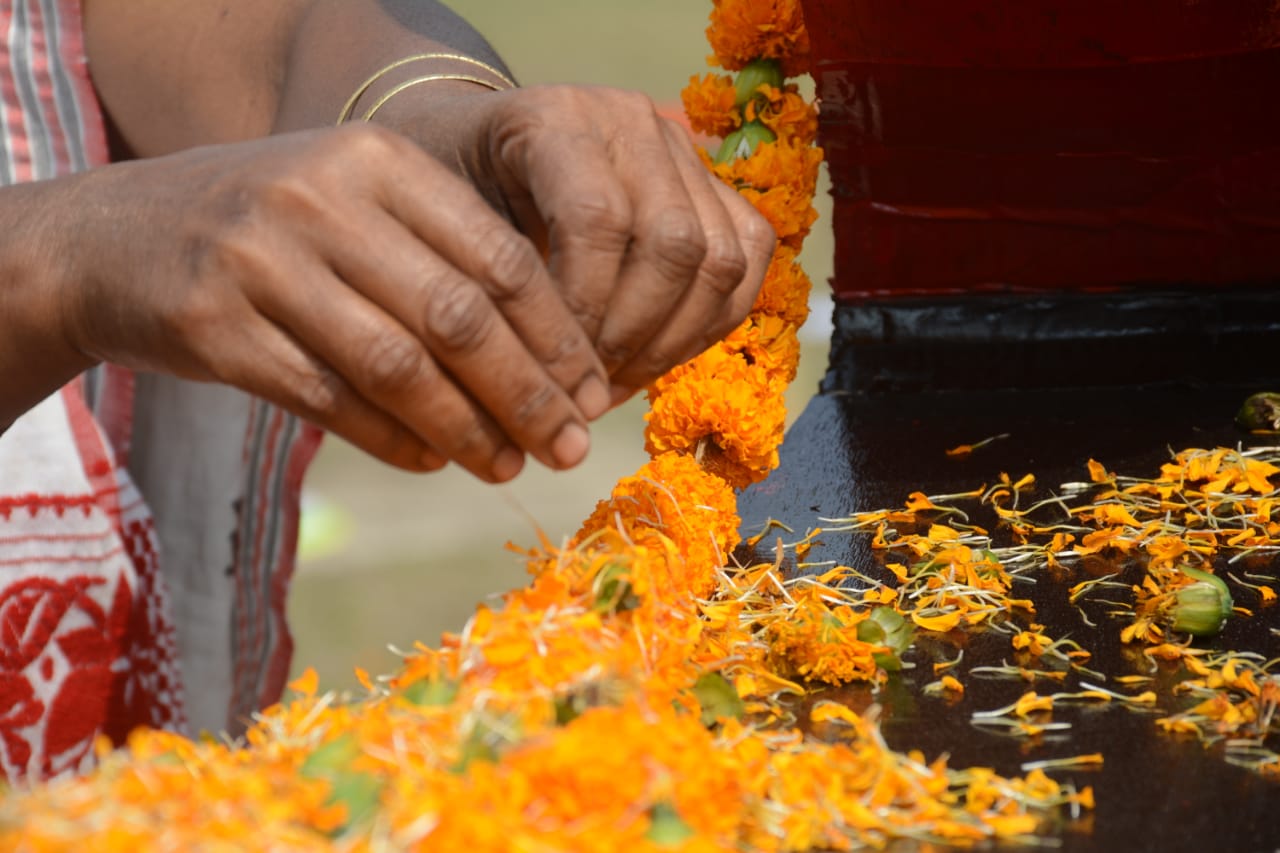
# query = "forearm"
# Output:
<box><xmin>85</xmin><ymin>0</ymin><xmax>512</xmax><ymax>157</ymax></box>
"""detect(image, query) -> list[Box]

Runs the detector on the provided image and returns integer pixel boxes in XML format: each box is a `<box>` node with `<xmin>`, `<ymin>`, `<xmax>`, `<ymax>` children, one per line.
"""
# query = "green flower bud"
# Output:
<box><xmin>734</xmin><ymin>58</ymin><xmax>784</xmax><ymax>107</ymax></box>
<box><xmin>300</xmin><ymin>734</ymin><xmax>385</xmax><ymax>834</ymax></box>
<box><xmin>647</xmin><ymin>802</ymin><xmax>695</xmax><ymax>845</ymax></box>
<box><xmin>714</xmin><ymin>120</ymin><xmax>776</xmax><ymax>164</ymax></box>
<box><xmin>1236</xmin><ymin>392</ymin><xmax>1280</xmax><ymax>431</ymax></box>
<box><xmin>691</xmin><ymin>671</ymin><xmax>745</xmax><ymax>726</ymax></box>
<box><xmin>593</xmin><ymin>562</ymin><xmax>639</xmax><ymax>613</ymax></box>
<box><xmin>401</xmin><ymin>676</ymin><xmax>459</xmax><ymax>707</ymax></box>
<box><xmin>1169</xmin><ymin>566</ymin><xmax>1232</xmax><ymax>637</ymax></box>
<box><xmin>856</xmin><ymin>606</ymin><xmax>914</xmax><ymax>671</ymax></box>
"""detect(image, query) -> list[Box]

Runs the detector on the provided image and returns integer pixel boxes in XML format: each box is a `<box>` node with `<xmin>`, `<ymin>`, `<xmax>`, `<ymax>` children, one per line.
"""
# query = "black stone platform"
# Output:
<box><xmin>739</xmin><ymin>293</ymin><xmax>1280</xmax><ymax>852</ymax></box>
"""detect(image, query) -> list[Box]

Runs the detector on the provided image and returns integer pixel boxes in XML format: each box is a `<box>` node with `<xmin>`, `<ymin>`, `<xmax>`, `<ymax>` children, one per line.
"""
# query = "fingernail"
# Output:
<box><xmin>610</xmin><ymin>384</ymin><xmax>635</xmax><ymax>407</ymax></box>
<box><xmin>574</xmin><ymin>375</ymin><xmax>610</xmax><ymax>421</ymax></box>
<box><xmin>552</xmin><ymin>423</ymin><xmax>590</xmax><ymax>468</ymax></box>
<box><xmin>420</xmin><ymin>449</ymin><xmax>447</xmax><ymax>470</ymax></box>
<box><xmin>492</xmin><ymin>447</ymin><xmax>525</xmax><ymax>482</ymax></box>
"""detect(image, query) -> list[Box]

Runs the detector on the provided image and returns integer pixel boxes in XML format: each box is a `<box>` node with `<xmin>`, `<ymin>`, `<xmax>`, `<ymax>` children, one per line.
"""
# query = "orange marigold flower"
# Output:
<box><xmin>765</xmin><ymin>607</ymin><xmax>881</xmax><ymax>685</ymax></box>
<box><xmin>713</xmin><ymin>139</ymin><xmax>822</xmax><ymax>197</ymax></box>
<box><xmin>707</xmin><ymin>0</ymin><xmax>812</xmax><ymax>79</ymax></box>
<box><xmin>752</xmin><ymin>245</ymin><xmax>813</xmax><ymax>326</ymax></box>
<box><xmin>738</xmin><ymin>183</ymin><xmax>818</xmax><ymax>250</ymax></box>
<box><xmin>577</xmin><ymin>452</ymin><xmax>740</xmax><ymax>597</ymax></box>
<box><xmin>681</xmin><ymin>72</ymin><xmax>741</xmax><ymax>139</ymax></box>
<box><xmin>749</xmin><ymin>84</ymin><xmax>819</xmax><ymax>146</ymax></box>
<box><xmin>720</xmin><ymin>313</ymin><xmax>802</xmax><ymax>385</ymax></box>
<box><xmin>645</xmin><ymin>348</ymin><xmax>787</xmax><ymax>490</ymax></box>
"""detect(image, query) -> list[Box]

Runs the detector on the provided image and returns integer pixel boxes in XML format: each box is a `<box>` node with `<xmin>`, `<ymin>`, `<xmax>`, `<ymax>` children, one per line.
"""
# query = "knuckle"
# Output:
<box><xmin>293</xmin><ymin>367</ymin><xmax>345</xmax><ymax>420</ymax></box>
<box><xmin>184</xmin><ymin>217</ymin><xmax>267</xmax><ymax>283</ymax></box>
<box><xmin>357</xmin><ymin>330</ymin><xmax>426</xmax><ymax>396</ymax></box>
<box><xmin>160</xmin><ymin>283</ymin><xmax>223</xmax><ymax>340</ymax></box>
<box><xmin>509</xmin><ymin>380</ymin><xmax>558</xmax><ymax>430</ymax></box>
<box><xmin>645</xmin><ymin>213</ymin><xmax>707</xmax><ymax>275</ymax></box>
<box><xmin>491</xmin><ymin>108</ymin><xmax>545</xmax><ymax>163</ymax></box>
<box><xmin>439</xmin><ymin>420</ymin><xmax>490</xmax><ymax>460</ymax></box>
<box><xmin>542</xmin><ymin>326</ymin><xmax>591</xmax><ymax>370</ymax></box>
<box><xmin>562</xmin><ymin>194</ymin><xmax>632</xmax><ymax>246</ymax></box>
<box><xmin>478</xmin><ymin>229</ymin><xmax>542</xmax><ymax>302</ymax></box>
<box><xmin>255</xmin><ymin>173</ymin><xmax>323</xmax><ymax>218</ymax></box>
<box><xmin>739</xmin><ymin>210</ymin><xmax>778</xmax><ymax>258</ymax></box>
<box><xmin>561</xmin><ymin>292</ymin><xmax>607</xmax><ymax>331</ymax></box>
<box><xmin>700</xmin><ymin>240</ymin><xmax>750</xmax><ymax>295</ymax></box>
<box><xmin>335</xmin><ymin>122</ymin><xmax>402</xmax><ymax>159</ymax></box>
<box><xmin>618</xmin><ymin>89</ymin><xmax>656</xmax><ymax>114</ymax></box>
<box><xmin>596</xmin><ymin>334</ymin><xmax>637</xmax><ymax>367</ymax></box>
<box><xmin>661</xmin><ymin>115</ymin><xmax>691</xmax><ymax>141</ymax></box>
<box><xmin>423</xmin><ymin>277</ymin><xmax>494</xmax><ymax>353</ymax></box>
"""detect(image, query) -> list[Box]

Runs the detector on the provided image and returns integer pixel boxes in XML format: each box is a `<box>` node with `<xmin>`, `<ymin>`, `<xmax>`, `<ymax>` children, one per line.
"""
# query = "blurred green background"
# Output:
<box><xmin>288</xmin><ymin>0</ymin><xmax>834</xmax><ymax>690</ymax></box>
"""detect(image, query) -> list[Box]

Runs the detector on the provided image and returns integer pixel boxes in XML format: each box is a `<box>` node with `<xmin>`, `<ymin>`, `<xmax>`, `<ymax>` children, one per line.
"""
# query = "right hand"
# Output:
<box><xmin>55</xmin><ymin>124</ymin><xmax>610</xmax><ymax>482</ymax></box>
<box><xmin>388</xmin><ymin>84</ymin><xmax>778</xmax><ymax>402</ymax></box>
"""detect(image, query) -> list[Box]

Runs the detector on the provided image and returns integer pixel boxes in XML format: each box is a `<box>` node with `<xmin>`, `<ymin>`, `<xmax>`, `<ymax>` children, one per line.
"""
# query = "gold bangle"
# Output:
<box><xmin>359</xmin><ymin>73</ymin><xmax>507</xmax><ymax>122</ymax></box>
<box><xmin>337</xmin><ymin>52</ymin><xmax>516</xmax><ymax>124</ymax></box>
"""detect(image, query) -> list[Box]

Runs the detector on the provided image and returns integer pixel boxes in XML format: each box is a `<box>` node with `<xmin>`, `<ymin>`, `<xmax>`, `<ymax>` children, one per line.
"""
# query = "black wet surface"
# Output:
<box><xmin>740</xmin><ymin>382</ymin><xmax>1280</xmax><ymax>852</ymax></box>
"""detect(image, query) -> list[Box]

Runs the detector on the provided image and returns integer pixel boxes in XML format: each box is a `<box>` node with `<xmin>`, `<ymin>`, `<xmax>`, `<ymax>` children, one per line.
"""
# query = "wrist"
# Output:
<box><xmin>43</xmin><ymin>176</ymin><xmax>111</xmax><ymax>372</ymax></box>
<box><xmin>337</xmin><ymin>52</ymin><xmax>516</xmax><ymax>195</ymax></box>
<box><xmin>0</xmin><ymin>177</ymin><xmax>102</xmax><ymax>424</ymax></box>
<box><xmin>338</xmin><ymin>53</ymin><xmax>515</xmax><ymax>124</ymax></box>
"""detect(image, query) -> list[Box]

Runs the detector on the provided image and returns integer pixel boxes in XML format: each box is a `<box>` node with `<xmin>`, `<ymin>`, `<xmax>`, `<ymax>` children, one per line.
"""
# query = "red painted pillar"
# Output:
<box><xmin>803</xmin><ymin>0</ymin><xmax>1280</xmax><ymax>301</ymax></box>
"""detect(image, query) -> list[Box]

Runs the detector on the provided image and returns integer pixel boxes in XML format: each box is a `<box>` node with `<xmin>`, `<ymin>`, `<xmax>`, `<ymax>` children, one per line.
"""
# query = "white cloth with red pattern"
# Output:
<box><xmin>0</xmin><ymin>0</ymin><xmax>320</xmax><ymax>781</ymax></box>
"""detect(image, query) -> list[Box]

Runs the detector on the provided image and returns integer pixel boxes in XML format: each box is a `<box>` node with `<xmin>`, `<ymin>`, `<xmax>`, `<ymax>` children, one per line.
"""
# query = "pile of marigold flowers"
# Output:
<box><xmin>0</xmin><ymin>2</ymin><xmax>1096</xmax><ymax>850</ymax></box>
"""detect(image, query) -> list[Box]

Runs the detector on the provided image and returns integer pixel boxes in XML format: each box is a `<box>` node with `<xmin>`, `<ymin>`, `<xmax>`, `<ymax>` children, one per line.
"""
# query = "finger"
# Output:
<box><xmin>486</xmin><ymin>91</ymin><xmax>637</xmax><ymax>342</ymax></box>
<box><xmin>203</xmin><ymin>310</ymin><xmax>447</xmax><ymax>473</ymax></box>
<box><xmin>243</xmin><ymin>251</ymin><xmax>528</xmax><ymax>483</ymax></box>
<box><xmin>591</xmin><ymin>109</ymin><xmax>710</xmax><ymax>375</ymax></box>
<box><xmin>611</xmin><ymin>125</ymin><xmax>774</xmax><ymax>391</ymax></box>
<box><xmin>319</xmin><ymin>209</ymin><xmax>594</xmax><ymax>472</ymax></box>
<box><xmin>366</xmin><ymin>148</ymin><xmax>610</xmax><ymax>421</ymax></box>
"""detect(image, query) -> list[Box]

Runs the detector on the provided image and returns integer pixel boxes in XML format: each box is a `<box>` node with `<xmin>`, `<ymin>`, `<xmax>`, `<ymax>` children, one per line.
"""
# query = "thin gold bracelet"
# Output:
<box><xmin>359</xmin><ymin>73</ymin><xmax>506</xmax><ymax>122</ymax></box>
<box><xmin>337</xmin><ymin>52</ymin><xmax>516</xmax><ymax>124</ymax></box>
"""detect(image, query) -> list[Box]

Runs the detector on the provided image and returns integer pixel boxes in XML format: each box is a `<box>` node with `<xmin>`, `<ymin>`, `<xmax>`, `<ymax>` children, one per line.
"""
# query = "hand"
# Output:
<box><xmin>383</xmin><ymin>84</ymin><xmax>778</xmax><ymax>400</ymax></box>
<box><xmin>56</xmin><ymin>125</ymin><xmax>610</xmax><ymax>481</ymax></box>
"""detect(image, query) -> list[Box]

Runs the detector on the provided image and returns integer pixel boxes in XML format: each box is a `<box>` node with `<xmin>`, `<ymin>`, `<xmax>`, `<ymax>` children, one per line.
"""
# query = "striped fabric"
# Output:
<box><xmin>230</xmin><ymin>399</ymin><xmax>318</xmax><ymax>727</ymax></box>
<box><xmin>0</xmin><ymin>0</ymin><xmax>95</xmax><ymax>182</ymax></box>
<box><xmin>0</xmin><ymin>0</ymin><xmax>321</xmax><ymax>779</ymax></box>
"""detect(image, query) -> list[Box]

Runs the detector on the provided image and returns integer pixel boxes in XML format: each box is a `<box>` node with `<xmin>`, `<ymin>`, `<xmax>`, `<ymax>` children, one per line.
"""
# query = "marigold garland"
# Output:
<box><xmin>0</xmin><ymin>3</ymin><xmax>1096</xmax><ymax>850</ymax></box>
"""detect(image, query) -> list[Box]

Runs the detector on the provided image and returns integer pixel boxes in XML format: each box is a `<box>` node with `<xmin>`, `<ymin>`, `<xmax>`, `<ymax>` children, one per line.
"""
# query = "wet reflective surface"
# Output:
<box><xmin>740</xmin><ymin>382</ymin><xmax>1280</xmax><ymax>851</ymax></box>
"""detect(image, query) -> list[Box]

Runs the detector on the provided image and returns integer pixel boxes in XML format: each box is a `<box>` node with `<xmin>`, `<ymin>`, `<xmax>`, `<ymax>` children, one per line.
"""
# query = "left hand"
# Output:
<box><xmin>381</xmin><ymin>84</ymin><xmax>777</xmax><ymax>402</ymax></box>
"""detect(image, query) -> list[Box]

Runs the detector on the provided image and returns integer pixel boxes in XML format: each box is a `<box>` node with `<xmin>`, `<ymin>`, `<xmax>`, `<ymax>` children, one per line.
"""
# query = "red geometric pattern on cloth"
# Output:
<box><xmin>64</xmin><ymin>382</ymin><xmax>186</xmax><ymax>736</ymax></box>
<box><xmin>0</xmin><ymin>573</ymin><xmax>124</xmax><ymax>779</ymax></box>
<box><xmin>0</xmin><ymin>554</ymin><xmax>179</xmax><ymax>781</ymax></box>
<box><xmin>0</xmin><ymin>531</ymin><xmax>184</xmax><ymax>782</ymax></box>
<box><xmin>0</xmin><ymin>387</ymin><xmax>188</xmax><ymax>782</ymax></box>
<box><xmin>108</xmin><ymin>516</ymin><xmax>187</xmax><ymax>738</ymax></box>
